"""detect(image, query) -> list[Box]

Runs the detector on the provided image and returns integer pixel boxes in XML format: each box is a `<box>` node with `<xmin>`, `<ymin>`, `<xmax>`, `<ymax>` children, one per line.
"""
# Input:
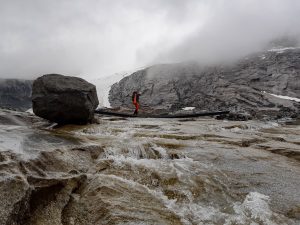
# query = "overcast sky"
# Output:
<box><xmin>0</xmin><ymin>0</ymin><xmax>299</xmax><ymax>80</ymax></box>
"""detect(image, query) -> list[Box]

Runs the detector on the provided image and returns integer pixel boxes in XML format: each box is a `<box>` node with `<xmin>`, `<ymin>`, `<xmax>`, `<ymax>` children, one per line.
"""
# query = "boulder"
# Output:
<box><xmin>32</xmin><ymin>74</ymin><xmax>99</xmax><ymax>124</ymax></box>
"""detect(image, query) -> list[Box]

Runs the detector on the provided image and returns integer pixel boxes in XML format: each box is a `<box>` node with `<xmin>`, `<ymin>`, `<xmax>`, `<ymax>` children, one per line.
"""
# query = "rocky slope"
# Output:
<box><xmin>0</xmin><ymin>79</ymin><xmax>33</xmax><ymax>111</ymax></box>
<box><xmin>109</xmin><ymin>48</ymin><xmax>300</xmax><ymax>119</ymax></box>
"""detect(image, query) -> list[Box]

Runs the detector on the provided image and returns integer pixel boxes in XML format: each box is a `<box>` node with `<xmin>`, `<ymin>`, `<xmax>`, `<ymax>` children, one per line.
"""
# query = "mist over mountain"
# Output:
<box><xmin>0</xmin><ymin>0</ymin><xmax>300</xmax><ymax>79</ymax></box>
<box><xmin>110</xmin><ymin>47</ymin><xmax>300</xmax><ymax>119</ymax></box>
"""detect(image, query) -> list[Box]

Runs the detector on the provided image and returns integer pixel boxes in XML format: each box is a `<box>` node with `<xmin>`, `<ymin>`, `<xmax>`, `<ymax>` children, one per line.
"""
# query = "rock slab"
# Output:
<box><xmin>32</xmin><ymin>74</ymin><xmax>99</xmax><ymax>124</ymax></box>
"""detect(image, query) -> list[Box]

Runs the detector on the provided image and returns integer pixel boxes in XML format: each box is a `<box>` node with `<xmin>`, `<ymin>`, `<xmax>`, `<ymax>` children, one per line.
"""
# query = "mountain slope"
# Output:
<box><xmin>0</xmin><ymin>79</ymin><xmax>33</xmax><ymax>111</ymax></box>
<box><xmin>109</xmin><ymin>48</ymin><xmax>300</xmax><ymax>119</ymax></box>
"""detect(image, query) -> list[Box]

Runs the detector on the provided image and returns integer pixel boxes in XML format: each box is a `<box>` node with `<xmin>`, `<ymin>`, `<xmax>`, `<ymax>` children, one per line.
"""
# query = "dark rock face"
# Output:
<box><xmin>32</xmin><ymin>74</ymin><xmax>99</xmax><ymax>124</ymax></box>
<box><xmin>109</xmin><ymin>48</ymin><xmax>300</xmax><ymax>119</ymax></box>
<box><xmin>0</xmin><ymin>79</ymin><xmax>32</xmax><ymax>111</ymax></box>
<box><xmin>216</xmin><ymin>112</ymin><xmax>253</xmax><ymax>121</ymax></box>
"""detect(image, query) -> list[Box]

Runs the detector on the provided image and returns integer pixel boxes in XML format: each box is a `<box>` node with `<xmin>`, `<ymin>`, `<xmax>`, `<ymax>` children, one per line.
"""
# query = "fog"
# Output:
<box><xmin>0</xmin><ymin>0</ymin><xmax>299</xmax><ymax>80</ymax></box>
<box><xmin>153</xmin><ymin>0</ymin><xmax>300</xmax><ymax>65</ymax></box>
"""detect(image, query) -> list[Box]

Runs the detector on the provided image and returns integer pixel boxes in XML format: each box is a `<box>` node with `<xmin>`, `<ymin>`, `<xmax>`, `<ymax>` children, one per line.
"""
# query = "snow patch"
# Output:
<box><xmin>260</xmin><ymin>55</ymin><xmax>266</xmax><ymax>60</ymax></box>
<box><xmin>90</xmin><ymin>68</ymin><xmax>144</xmax><ymax>108</ymax></box>
<box><xmin>182</xmin><ymin>107</ymin><xmax>195</xmax><ymax>111</ymax></box>
<box><xmin>262</xmin><ymin>91</ymin><xmax>300</xmax><ymax>102</ymax></box>
<box><xmin>268</xmin><ymin>47</ymin><xmax>300</xmax><ymax>53</ymax></box>
<box><xmin>26</xmin><ymin>108</ymin><xmax>33</xmax><ymax>114</ymax></box>
<box><xmin>269</xmin><ymin>93</ymin><xmax>300</xmax><ymax>102</ymax></box>
<box><xmin>90</xmin><ymin>71</ymin><xmax>131</xmax><ymax>108</ymax></box>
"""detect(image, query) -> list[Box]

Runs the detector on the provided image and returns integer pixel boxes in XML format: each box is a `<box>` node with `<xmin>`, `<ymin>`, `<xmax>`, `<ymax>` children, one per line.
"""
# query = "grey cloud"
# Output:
<box><xmin>0</xmin><ymin>0</ymin><xmax>299</xmax><ymax>79</ymax></box>
<box><xmin>145</xmin><ymin>0</ymin><xmax>300</xmax><ymax>65</ymax></box>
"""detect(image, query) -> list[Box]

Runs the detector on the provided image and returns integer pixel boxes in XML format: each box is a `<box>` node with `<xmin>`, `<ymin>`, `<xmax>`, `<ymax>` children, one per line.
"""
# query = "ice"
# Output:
<box><xmin>90</xmin><ymin>69</ymin><xmax>140</xmax><ymax>107</ymax></box>
<box><xmin>89</xmin><ymin>72</ymin><xmax>128</xmax><ymax>107</ymax></box>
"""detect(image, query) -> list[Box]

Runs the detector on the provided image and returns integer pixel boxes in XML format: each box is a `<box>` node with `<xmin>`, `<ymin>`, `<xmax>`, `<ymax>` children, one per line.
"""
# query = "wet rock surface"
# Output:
<box><xmin>216</xmin><ymin>112</ymin><xmax>253</xmax><ymax>121</ymax></box>
<box><xmin>32</xmin><ymin>74</ymin><xmax>99</xmax><ymax>124</ymax></box>
<box><xmin>109</xmin><ymin>48</ymin><xmax>300</xmax><ymax>119</ymax></box>
<box><xmin>0</xmin><ymin>109</ymin><xmax>300</xmax><ymax>224</ymax></box>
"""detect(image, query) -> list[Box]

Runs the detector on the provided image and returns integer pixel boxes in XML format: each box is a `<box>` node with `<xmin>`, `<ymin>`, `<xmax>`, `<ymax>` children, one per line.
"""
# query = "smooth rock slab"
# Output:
<box><xmin>32</xmin><ymin>74</ymin><xmax>99</xmax><ymax>124</ymax></box>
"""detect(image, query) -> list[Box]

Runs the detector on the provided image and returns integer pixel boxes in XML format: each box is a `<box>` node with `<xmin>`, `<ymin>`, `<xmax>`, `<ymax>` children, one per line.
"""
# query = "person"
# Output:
<box><xmin>132</xmin><ymin>91</ymin><xmax>140</xmax><ymax>115</ymax></box>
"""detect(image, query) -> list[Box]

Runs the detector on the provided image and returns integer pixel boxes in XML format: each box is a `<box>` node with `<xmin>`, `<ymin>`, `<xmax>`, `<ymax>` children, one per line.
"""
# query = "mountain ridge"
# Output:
<box><xmin>109</xmin><ymin>47</ymin><xmax>300</xmax><ymax>119</ymax></box>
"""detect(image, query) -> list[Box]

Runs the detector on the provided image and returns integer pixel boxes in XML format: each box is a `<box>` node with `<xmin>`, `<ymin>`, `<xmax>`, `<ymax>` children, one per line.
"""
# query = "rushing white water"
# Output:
<box><xmin>1</xmin><ymin>110</ymin><xmax>300</xmax><ymax>224</ymax></box>
<box><xmin>62</xmin><ymin>116</ymin><xmax>300</xmax><ymax>224</ymax></box>
<box><xmin>0</xmin><ymin>110</ymin><xmax>81</xmax><ymax>160</ymax></box>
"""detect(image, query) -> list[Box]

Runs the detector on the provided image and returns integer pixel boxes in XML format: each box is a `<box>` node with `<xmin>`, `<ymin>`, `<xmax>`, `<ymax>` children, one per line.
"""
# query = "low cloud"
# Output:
<box><xmin>146</xmin><ymin>0</ymin><xmax>300</xmax><ymax>65</ymax></box>
<box><xmin>0</xmin><ymin>0</ymin><xmax>299</xmax><ymax>79</ymax></box>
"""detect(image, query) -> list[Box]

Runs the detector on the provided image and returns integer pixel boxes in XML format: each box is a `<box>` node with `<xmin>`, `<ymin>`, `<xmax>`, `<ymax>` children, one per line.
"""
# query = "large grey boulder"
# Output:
<box><xmin>32</xmin><ymin>74</ymin><xmax>99</xmax><ymax>124</ymax></box>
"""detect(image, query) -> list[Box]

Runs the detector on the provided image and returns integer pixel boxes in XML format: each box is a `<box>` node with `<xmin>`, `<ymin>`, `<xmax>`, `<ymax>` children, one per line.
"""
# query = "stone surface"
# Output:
<box><xmin>216</xmin><ymin>112</ymin><xmax>253</xmax><ymax>121</ymax></box>
<box><xmin>1</xmin><ymin>109</ymin><xmax>300</xmax><ymax>224</ymax></box>
<box><xmin>32</xmin><ymin>74</ymin><xmax>99</xmax><ymax>124</ymax></box>
<box><xmin>109</xmin><ymin>48</ymin><xmax>300</xmax><ymax>119</ymax></box>
<box><xmin>0</xmin><ymin>79</ymin><xmax>32</xmax><ymax>111</ymax></box>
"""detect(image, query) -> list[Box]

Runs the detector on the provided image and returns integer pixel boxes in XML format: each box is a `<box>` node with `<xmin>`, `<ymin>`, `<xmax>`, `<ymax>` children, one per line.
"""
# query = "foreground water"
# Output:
<box><xmin>0</xmin><ymin>109</ymin><xmax>299</xmax><ymax>225</ymax></box>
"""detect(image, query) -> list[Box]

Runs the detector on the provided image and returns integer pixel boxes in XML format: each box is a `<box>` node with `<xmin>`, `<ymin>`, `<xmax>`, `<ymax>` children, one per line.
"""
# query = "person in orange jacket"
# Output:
<box><xmin>132</xmin><ymin>91</ymin><xmax>140</xmax><ymax>115</ymax></box>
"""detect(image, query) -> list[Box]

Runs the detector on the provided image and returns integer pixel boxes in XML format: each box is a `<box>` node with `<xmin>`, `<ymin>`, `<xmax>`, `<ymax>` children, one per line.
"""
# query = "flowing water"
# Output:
<box><xmin>0</xmin><ymin>110</ymin><xmax>80</xmax><ymax>160</ymax></box>
<box><xmin>0</xmin><ymin>109</ymin><xmax>299</xmax><ymax>225</ymax></box>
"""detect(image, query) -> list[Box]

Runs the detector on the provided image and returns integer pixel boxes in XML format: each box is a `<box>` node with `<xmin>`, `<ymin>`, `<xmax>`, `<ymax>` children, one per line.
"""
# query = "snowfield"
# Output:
<box><xmin>90</xmin><ymin>71</ymin><xmax>131</xmax><ymax>107</ymax></box>
<box><xmin>262</xmin><ymin>91</ymin><xmax>300</xmax><ymax>102</ymax></box>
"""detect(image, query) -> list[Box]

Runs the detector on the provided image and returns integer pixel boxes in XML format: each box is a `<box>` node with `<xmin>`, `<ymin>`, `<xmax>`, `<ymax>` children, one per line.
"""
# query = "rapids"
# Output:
<box><xmin>0</xmin><ymin>109</ymin><xmax>299</xmax><ymax>225</ymax></box>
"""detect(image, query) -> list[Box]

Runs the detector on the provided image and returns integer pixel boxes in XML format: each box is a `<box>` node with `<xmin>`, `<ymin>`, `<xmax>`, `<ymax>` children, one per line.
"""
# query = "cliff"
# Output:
<box><xmin>0</xmin><ymin>79</ymin><xmax>33</xmax><ymax>111</ymax></box>
<box><xmin>109</xmin><ymin>48</ymin><xmax>300</xmax><ymax>119</ymax></box>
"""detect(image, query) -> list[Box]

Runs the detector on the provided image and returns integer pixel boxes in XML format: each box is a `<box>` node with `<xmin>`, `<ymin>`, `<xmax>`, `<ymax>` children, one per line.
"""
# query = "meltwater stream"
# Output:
<box><xmin>0</xmin><ymin>110</ymin><xmax>80</xmax><ymax>160</ymax></box>
<box><xmin>0</xmin><ymin>109</ymin><xmax>299</xmax><ymax>225</ymax></box>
